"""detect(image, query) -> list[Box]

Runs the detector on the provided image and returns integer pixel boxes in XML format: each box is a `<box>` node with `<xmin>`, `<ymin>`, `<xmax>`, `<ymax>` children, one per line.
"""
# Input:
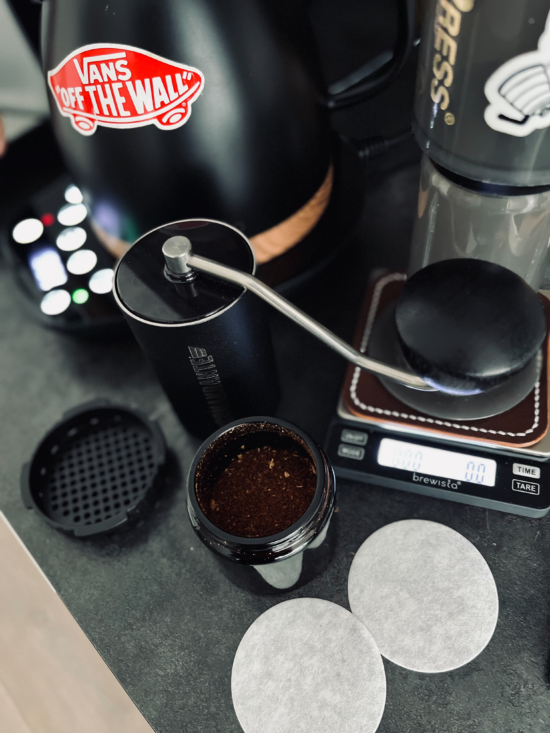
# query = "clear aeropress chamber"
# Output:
<box><xmin>409</xmin><ymin>156</ymin><xmax>550</xmax><ymax>290</ymax></box>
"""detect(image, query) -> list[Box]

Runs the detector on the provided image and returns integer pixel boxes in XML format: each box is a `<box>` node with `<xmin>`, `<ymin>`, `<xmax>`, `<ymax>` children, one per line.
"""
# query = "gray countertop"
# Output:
<box><xmin>1</xmin><ymin>158</ymin><xmax>549</xmax><ymax>733</ymax></box>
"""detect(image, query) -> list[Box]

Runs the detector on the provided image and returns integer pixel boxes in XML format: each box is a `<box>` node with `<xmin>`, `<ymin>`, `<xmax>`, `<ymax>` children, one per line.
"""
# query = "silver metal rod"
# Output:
<box><xmin>182</xmin><ymin>252</ymin><xmax>434</xmax><ymax>391</ymax></box>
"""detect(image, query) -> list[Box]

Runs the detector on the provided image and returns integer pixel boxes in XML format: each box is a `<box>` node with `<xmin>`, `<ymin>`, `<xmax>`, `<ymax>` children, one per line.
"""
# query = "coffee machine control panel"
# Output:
<box><xmin>325</xmin><ymin>419</ymin><xmax>550</xmax><ymax>518</ymax></box>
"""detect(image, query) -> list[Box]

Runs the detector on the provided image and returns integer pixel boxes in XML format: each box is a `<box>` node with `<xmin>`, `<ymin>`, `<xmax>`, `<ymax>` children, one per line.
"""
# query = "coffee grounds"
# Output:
<box><xmin>203</xmin><ymin>446</ymin><xmax>317</xmax><ymax>538</ymax></box>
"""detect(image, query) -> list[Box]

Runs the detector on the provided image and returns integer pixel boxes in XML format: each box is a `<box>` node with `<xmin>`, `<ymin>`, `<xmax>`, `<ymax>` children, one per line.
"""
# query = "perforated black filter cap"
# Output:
<box><xmin>21</xmin><ymin>401</ymin><xmax>166</xmax><ymax>536</ymax></box>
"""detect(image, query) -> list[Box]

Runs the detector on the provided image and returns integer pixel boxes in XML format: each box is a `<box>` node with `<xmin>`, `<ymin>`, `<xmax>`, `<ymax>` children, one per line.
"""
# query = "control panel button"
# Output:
<box><xmin>337</xmin><ymin>444</ymin><xmax>365</xmax><ymax>461</ymax></box>
<box><xmin>341</xmin><ymin>429</ymin><xmax>368</xmax><ymax>446</ymax></box>
<box><xmin>512</xmin><ymin>463</ymin><xmax>541</xmax><ymax>479</ymax></box>
<box><xmin>512</xmin><ymin>479</ymin><xmax>540</xmax><ymax>495</ymax></box>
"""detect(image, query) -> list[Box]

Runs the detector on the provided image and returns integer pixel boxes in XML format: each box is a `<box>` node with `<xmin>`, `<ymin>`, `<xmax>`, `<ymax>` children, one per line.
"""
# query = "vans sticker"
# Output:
<box><xmin>47</xmin><ymin>43</ymin><xmax>204</xmax><ymax>136</ymax></box>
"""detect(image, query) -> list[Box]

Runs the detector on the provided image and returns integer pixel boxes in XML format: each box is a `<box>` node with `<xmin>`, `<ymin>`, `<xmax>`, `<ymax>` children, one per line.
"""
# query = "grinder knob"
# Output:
<box><xmin>395</xmin><ymin>259</ymin><xmax>547</xmax><ymax>394</ymax></box>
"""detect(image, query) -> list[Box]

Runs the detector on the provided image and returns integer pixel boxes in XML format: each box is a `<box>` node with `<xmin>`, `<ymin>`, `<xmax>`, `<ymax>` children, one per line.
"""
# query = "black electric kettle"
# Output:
<box><xmin>40</xmin><ymin>0</ymin><xmax>415</xmax><ymax>280</ymax></box>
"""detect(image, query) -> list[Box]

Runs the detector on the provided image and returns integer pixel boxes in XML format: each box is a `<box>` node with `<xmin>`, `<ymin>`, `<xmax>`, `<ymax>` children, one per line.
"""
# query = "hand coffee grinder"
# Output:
<box><xmin>326</xmin><ymin>0</ymin><xmax>550</xmax><ymax>518</ymax></box>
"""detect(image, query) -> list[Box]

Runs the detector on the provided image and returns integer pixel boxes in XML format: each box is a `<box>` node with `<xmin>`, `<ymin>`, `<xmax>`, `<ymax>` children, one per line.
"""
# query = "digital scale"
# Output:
<box><xmin>326</xmin><ymin>402</ymin><xmax>550</xmax><ymax>518</ymax></box>
<box><xmin>324</xmin><ymin>272</ymin><xmax>550</xmax><ymax>519</ymax></box>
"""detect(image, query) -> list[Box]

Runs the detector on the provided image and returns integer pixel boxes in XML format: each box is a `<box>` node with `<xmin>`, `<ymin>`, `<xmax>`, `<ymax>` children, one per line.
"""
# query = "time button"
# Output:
<box><xmin>512</xmin><ymin>463</ymin><xmax>541</xmax><ymax>479</ymax></box>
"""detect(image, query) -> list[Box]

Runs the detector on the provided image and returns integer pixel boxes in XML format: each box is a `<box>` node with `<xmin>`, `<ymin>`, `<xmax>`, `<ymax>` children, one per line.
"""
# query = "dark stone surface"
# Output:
<box><xmin>1</xmin><ymin>152</ymin><xmax>550</xmax><ymax>733</ymax></box>
<box><xmin>1</xmin><ymin>2</ymin><xmax>549</xmax><ymax>731</ymax></box>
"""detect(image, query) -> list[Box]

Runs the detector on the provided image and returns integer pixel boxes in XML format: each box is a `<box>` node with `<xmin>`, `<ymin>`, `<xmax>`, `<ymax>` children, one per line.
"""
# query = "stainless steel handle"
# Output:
<box><xmin>162</xmin><ymin>237</ymin><xmax>435</xmax><ymax>391</ymax></box>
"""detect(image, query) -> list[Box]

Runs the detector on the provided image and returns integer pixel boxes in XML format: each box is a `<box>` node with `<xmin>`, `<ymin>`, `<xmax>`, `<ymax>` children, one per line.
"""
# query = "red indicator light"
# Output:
<box><xmin>41</xmin><ymin>213</ymin><xmax>55</xmax><ymax>227</ymax></box>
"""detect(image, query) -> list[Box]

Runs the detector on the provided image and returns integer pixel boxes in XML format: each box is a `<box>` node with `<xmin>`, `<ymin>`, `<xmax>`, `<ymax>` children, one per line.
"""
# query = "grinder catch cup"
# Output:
<box><xmin>187</xmin><ymin>417</ymin><xmax>336</xmax><ymax>594</ymax></box>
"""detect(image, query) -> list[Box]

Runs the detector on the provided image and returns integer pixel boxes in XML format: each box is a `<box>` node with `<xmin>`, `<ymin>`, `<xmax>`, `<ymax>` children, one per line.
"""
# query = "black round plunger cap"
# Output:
<box><xmin>395</xmin><ymin>259</ymin><xmax>547</xmax><ymax>394</ymax></box>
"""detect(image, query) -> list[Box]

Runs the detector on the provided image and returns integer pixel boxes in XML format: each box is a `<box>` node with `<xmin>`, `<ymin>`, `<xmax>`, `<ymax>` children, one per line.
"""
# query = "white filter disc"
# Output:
<box><xmin>348</xmin><ymin>520</ymin><xmax>499</xmax><ymax>673</ymax></box>
<box><xmin>232</xmin><ymin>598</ymin><xmax>386</xmax><ymax>733</ymax></box>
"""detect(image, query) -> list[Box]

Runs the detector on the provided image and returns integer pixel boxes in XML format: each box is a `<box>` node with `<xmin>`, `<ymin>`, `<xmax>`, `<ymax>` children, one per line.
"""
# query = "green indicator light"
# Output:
<box><xmin>72</xmin><ymin>288</ymin><xmax>89</xmax><ymax>305</ymax></box>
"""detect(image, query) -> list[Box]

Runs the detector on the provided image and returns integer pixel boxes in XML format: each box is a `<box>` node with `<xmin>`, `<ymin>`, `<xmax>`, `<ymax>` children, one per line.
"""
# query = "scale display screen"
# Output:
<box><xmin>378</xmin><ymin>438</ymin><xmax>497</xmax><ymax>487</ymax></box>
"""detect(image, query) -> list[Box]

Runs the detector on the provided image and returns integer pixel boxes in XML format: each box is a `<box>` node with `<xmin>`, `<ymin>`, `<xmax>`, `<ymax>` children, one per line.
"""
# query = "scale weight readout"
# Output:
<box><xmin>325</xmin><ymin>419</ymin><xmax>550</xmax><ymax>517</ymax></box>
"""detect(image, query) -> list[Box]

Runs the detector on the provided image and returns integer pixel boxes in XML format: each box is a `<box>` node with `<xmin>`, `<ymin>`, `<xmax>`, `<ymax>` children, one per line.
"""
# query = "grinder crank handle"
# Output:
<box><xmin>162</xmin><ymin>237</ymin><xmax>435</xmax><ymax>392</ymax></box>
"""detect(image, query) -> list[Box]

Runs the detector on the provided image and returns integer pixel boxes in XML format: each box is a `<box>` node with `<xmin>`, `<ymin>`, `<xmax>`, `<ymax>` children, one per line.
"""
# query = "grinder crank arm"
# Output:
<box><xmin>162</xmin><ymin>236</ymin><xmax>436</xmax><ymax>392</ymax></box>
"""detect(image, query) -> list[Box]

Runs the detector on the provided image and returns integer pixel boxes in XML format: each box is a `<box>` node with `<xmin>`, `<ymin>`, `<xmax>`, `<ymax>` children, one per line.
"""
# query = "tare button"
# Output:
<box><xmin>512</xmin><ymin>479</ymin><xmax>540</xmax><ymax>495</ymax></box>
<box><xmin>512</xmin><ymin>463</ymin><xmax>541</xmax><ymax>479</ymax></box>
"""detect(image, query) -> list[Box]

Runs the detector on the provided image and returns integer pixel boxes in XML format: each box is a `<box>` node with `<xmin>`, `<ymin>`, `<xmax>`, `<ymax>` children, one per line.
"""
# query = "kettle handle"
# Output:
<box><xmin>324</xmin><ymin>0</ymin><xmax>416</xmax><ymax>110</ymax></box>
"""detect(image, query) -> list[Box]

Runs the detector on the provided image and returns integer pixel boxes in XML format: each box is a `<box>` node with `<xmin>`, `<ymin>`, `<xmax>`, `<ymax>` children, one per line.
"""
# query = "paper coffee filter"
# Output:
<box><xmin>348</xmin><ymin>519</ymin><xmax>499</xmax><ymax>674</ymax></box>
<box><xmin>231</xmin><ymin>597</ymin><xmax>386</xmax><ymax>733</ymax></box>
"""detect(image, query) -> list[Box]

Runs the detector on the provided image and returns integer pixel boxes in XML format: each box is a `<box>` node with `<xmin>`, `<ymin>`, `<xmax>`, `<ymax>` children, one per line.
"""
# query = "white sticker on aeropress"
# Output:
<box><xmin>231</xmin><ymin>598</ymin><xmax>386</xmax><ymax>733</ymax></box>
<box><xmin>348</xmin><ymin>520</ymin><xmax>499</xmax><ymax>673</ymax></box>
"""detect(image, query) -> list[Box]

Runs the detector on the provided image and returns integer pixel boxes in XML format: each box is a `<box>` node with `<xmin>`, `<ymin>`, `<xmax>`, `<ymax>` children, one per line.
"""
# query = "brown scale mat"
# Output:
<box><xmin>341</xmin><ymin>272</ymin><xmax>550</xmax><ymax>448</ymax></box>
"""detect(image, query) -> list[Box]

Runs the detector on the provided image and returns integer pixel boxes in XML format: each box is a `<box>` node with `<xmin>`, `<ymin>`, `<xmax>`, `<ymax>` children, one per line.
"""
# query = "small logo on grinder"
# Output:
<box><xmin>188</xmin><ymin>347</ymin><xmax>232</xmax><ymax>427</ymax></box>
<box><xmin>47</xmin><ymin>43</ymin><xmax>204</xmax><ymax>136</ymax></box>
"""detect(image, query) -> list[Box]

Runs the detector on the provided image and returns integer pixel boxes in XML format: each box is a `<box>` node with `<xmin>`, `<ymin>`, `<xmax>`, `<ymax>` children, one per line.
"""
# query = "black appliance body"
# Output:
<box><xmin>114</xmin><ymin>219</ymin><xmax>280</xmax><ymax>439</ymax></box>
<box><xmin>41</xmin><ymin>0</ymin><xmax>414</xmax><ymax>283</ymax></box>
<box><xmin>415</xmin><ymin>0</ymin><xmax>550</xmax><ymax>187</ymax></box>
<box><xmin>42</xmin><ymin>0</ymin><xmax>330</xmax><ymax>245</ymax></box>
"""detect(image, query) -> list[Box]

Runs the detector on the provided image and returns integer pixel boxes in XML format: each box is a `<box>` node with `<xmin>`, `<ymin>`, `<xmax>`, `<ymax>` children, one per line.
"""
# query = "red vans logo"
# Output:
<box><xmin>47</xmin><ymin>44</ymin><xmax>204</xmax><ymax>136</ymax></box>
